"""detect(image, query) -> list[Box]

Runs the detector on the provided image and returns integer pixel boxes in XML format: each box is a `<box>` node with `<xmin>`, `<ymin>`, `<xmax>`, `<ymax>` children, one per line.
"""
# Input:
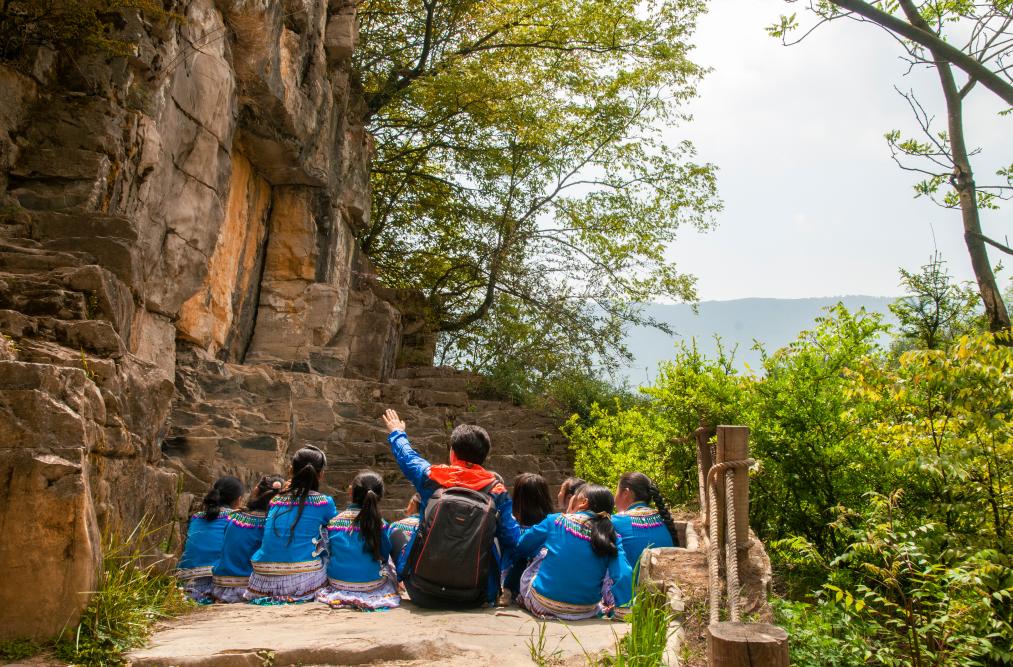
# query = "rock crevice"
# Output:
<box><xmin>0</xmin><ymin>0</ymin><xmax>572</xmax><ymax>640</ymax></box>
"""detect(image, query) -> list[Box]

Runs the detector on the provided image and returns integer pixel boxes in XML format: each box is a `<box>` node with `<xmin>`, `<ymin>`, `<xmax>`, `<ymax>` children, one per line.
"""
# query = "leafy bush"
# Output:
<box><xmin>565</xmin><ymin>341</ymin><xmax>745</xmax><ymax>505</ymax></box>
<box><xmin>772</xmin><ymin>597</ymin><xmax>871</xmax><ymax>666</ymax></box>
<box><xmin>54</xmin><ymin>520</ymin><xmax>193</xmax><ymax>666</ymax></box>
<box><xmin>0</xmin><ymin>638</ymin><xmax>42</xmax><ymax>661</ymax></box>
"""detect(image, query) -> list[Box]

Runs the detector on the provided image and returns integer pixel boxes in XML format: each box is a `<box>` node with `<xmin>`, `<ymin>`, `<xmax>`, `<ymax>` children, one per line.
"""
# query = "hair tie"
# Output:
<box><xmin>271</xmin><ymin>481</ymin><xmax>282</xmax><ymax>490</ymax></box>
<box><xmin>596</xmin><ymin>511</ymin><xmax>610</xmax><ymax>519</ymax></box>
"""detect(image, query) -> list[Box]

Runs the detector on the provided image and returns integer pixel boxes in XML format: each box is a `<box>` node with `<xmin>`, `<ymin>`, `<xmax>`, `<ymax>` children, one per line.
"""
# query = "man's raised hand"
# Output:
<box><xmin>383</xmin><ymin>408</ymin><xmax>406</xmax><ymax>434</ymax></box>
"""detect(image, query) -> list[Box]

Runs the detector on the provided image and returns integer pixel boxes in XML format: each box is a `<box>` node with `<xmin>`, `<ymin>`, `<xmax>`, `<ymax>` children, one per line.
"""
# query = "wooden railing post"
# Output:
<box><xmin>716</xmin><ymin>425</ymin><xmax>750</xmax><ymax>561</ymax></box>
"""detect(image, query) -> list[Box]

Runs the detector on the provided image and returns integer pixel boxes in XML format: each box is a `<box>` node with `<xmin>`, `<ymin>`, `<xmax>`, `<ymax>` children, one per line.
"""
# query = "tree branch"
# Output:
<box><xmin>828</xmin><ymin>0</ymin><xmax>1013</xmax><ymax>106</ymax></box>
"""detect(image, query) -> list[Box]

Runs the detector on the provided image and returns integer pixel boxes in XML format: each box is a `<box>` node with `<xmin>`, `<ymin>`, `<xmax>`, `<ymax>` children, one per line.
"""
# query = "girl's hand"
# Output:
<box><xmin>383</xmin><ymin>409</ymin><xmax>406</xmax><ymax>433</ymax></box>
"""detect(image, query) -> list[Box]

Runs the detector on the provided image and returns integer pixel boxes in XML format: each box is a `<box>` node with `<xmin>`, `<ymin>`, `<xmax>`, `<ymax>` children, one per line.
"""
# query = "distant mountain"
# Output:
<box><xmin>618</xmin><ymin>296</ymin><xmax>898</xmax><ymax>386</ymax></box>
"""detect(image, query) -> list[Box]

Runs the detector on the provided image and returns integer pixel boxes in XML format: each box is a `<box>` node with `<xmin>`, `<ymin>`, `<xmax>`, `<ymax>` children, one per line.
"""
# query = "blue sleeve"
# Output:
<box><xmin>381</xmin><ymin>524</ymin><xmax>393</xmax><ymax>561</ymax></box>
<box><xmin>609</xmin><ymin>535</ymin><xmax>635</xmax><ymax>608</ymax></box>
<box><xmin>515</xmin><ymin>515</ymin><xmax>551</xmax><ymax>560</ymax></box>
<box><xmin>495</xmin><ymin>492</ymin><xmax>522</xmax><ymax>554</ymax></box>
<box><xmin>387</xmin><ymin>431</ymin><xmax>432</xmax><ymax>493</ymax></box>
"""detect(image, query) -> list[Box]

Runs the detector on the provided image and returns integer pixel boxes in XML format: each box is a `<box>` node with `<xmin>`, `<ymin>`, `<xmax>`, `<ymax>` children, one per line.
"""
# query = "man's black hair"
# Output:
<box><xmin>449</xmin><ymin>424</ymin><xmax>491</xmax><ymax>465</ymax></box>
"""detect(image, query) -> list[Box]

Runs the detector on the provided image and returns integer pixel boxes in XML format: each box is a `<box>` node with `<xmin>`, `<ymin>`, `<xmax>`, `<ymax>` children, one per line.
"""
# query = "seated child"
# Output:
<box><xmin>316</xmin><ymin>470</ymin><xmax>400</xmax><ymax>611</ymax></box>
<box><xmin>382</xmin><ymin>408</ymin><xmax>521</xmax><ymax>609</ymax></box>
<box><xmin>176</xmin><ymin>476</ymin><xmax>244</xmax><ymax>602</ymax></box>
<box><xmin>387</xmin><ymin>492</ymin><xmax>420</xmax><ymax>567</ymax></box>
<box><xmin>211</xmin><ymin>474</ymin><xmax>284</xmax><ymax>603</ymax></box>
<box><xmin>556</xmin><ymin>476</ymin><xmax>586</xmax><ymax>512</ymax></box>
<box><xmin>503</xmin><ymin>473</ymin><xmax>556</xmax><ymax>600</ymax></box>
<box><xmin>247</xmin><ymin>445</ymin><xmax>337</xmax><ymax>602</ymax></box>
<box><xmin>612</xmin><ymin>472</ymin><xmax>679</xmax><ymax>572</ymax></box>
<box><xmin>514</xmin><ymin>483</ymin><xmax>633</xmax><ymax>620</ymax></box>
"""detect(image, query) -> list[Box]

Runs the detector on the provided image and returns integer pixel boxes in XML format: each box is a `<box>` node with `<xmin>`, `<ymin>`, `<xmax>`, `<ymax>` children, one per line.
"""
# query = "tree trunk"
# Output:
<box><xmin>896</xmin><ymin>0</ymin><xmax>1012</xmax><ymax>333</ymax></box>
<box><xmin>936</xmin><ymin>62</ymin><xmax>1011</xmax><ymax>332</ymax></box>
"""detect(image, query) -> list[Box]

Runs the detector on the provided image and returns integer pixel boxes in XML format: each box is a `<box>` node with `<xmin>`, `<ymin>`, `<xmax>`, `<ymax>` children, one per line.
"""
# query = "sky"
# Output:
<box><xmin>662</xmin><ymin>0</ymin><xmax>1013</xmax><ymax>301</ymax></box>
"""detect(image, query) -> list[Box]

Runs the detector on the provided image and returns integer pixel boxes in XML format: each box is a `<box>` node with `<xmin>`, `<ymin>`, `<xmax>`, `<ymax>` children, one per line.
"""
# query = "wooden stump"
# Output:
<box><xmin>707</xmin><ymin>622</ymin><xmax>789</xmax><ymax>666</ymax></box>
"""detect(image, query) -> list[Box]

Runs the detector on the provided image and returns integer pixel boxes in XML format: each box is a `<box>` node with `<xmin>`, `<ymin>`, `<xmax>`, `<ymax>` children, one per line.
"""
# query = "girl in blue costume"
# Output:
<box><xmin>210</xmin><ymin>474</ymin><xmax>285</xmax><ymax>603</ymax></box>
<box><xmin>387</xmin><ymin>493</ymin><xmax>420</xmax><ymax>569</ymax></box>
<box><xmin>612</xmin><ymin>472</ymin><xmax>679</xmax><ymax>573</ymax></box>
<box><xmin>502</xmin><ymin>473</ymin><xmax>556</xmax><ymax>603</ymax></box>
<box><xmin>515</xmin><ymin>484</ymin><xmax>633</xmax><ymax>620</ymax></box>
<box><xmin>176</xmin><ymin>476</ymin><xmax>244</xmax><ymax>602</ymax></box>
<box><xmin>316</xmin><ymin>470</ymin><xmax>400</xmax><ymax>610</ymax></box>
<box><xmin>247</xmin><ymin>445</ymin><xmax>337</xmax><ymax>602</ymax></box>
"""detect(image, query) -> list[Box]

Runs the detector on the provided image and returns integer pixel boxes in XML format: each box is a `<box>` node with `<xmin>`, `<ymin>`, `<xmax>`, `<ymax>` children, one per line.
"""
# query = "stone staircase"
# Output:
<box><xmin>166</xmin><ymin>356</ymin><xmax>573</xmax><ymax>516</ymax></box>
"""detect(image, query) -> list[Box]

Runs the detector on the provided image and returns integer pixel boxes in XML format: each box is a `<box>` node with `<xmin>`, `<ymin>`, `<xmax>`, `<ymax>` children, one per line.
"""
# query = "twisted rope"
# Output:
<box><xmin>706</xmin><ymin>458</ymin><xmax>755</xmax><ymax>625</ymax></box>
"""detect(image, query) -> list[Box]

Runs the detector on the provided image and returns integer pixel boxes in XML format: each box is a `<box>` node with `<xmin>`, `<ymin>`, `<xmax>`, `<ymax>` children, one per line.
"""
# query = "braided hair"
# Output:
<box><xmin>619</xmin><ymin>472</ymin><xmax>679</xmax><ymax>547</ymax></box>
<box><xmin>201</xmin><ymin>476</ymin><xmax>244</xmax><ymax>520</ymax></box>
<box><xmin>576</xmin><ymin>484</ymin><xmax>619</xmax><ymax>558</ymax></box>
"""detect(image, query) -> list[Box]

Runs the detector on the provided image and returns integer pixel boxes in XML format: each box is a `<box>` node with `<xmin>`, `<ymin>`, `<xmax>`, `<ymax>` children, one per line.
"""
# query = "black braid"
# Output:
<box><xmin>648</xmin><ymin>483</ymin><xmax>680</xmax><ymax>548</ymax></box>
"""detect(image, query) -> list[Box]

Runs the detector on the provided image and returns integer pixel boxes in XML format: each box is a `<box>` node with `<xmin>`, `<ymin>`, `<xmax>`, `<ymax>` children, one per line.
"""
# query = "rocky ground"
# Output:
<box><xmin>125</xmin><ymin>603</ymin><xmax>629</xmax><ymax>667</ymax></box>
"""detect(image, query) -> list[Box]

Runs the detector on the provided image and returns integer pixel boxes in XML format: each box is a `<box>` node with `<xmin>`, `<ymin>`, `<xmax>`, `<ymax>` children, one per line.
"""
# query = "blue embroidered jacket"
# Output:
<box><xmin>515</xmin><ymin>511</ymin><xmax>633</xmax><ymax>611</ymax></box>
<box><xmin>212</xmin><ymin>510</ymin><xmax>267</xmax><ymax>583</ymax></box>
<box><xmin>177</xmin><ymin>510</ymin><xmax>231</xmax><ymax>577</ymax></box>
<box><xmin>386</xmin><ymin>513</ymin><xmax>419</xmax><ymax>565</ymax></box>
<box><xmin>612</xmin><ymin>502</ymin><xmax>675</xmax><ymax>572</ymax></box>
<box><xmin>251</xmin><ymin>492</ymin><xmax>337</xmax><ymax>574</ymax></box>
<box><xmin>386</xmin><ymin>430</ymin><xmax>522</xmax><ymax>601</ymax></box>
<box><xmin>325</xmin><ymin>505</ymin><xmax>394</xmax><ymax>585</ymax></box>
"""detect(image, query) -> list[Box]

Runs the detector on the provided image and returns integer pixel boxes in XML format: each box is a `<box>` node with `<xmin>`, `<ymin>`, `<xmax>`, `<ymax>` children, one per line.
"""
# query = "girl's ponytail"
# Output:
<box><xmin>280</xmin><ymin>445</ymin><xmax>327</xmax><ymax>545</ymax></box>
<box><xmin>619</xmin><ymin>472</ymin><xmax>680</xmax><ymax>548</ymax></box>
<box><xmin>578</xmin><ymin>484</ymin><xmax>619</xmax><ymax>558</ymax></box>
<box><xmin>648</xmin><ymin>482</ymin><xmax>680</xmax><ymax>547</ymax></box>
<box><xmin>351</xmin><ymin>471</ymin><xmax>385</xmax><ymax>561</ymax></box>
<box><xmin>201</xmin><ymin>476</ymin><xmax>244</xmax><ymax>520</ymax></box>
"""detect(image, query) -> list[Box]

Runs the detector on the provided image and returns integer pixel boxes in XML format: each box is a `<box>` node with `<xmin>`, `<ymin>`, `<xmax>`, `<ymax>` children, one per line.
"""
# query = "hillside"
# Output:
<box><xmin>620</xmin><ymin>296</ymin><xmax>898</xmax><ymax>385</ymax></box>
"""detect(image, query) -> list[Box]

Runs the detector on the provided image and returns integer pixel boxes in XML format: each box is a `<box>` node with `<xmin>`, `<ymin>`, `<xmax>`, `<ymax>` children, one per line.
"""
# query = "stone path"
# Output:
<box><xmin>126</xmin><ymin>603</ymin><xmax>629</xmax><ymax>666</ymax></box>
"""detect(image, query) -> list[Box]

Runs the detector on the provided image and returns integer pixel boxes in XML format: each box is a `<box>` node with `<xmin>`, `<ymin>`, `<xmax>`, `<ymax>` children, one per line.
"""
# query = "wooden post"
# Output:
<box><xmin>695</xmin><ymin>424</ymin><xmax>715</xmax><ymax>527</ymax></box>
<box><xmin>716</xmin><ymin>425</ymin><xmax>750</xmax><ymax>553</ymax></box>
<box><xmin>707</xmin><ymin>622</ymin><xmax>789</xmax><ymax>666</ymax></box>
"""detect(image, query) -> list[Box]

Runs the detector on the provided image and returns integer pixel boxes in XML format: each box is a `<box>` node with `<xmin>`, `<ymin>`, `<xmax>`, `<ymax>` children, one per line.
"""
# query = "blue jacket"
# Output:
<box><xmin>612</xmin><ymin>503</ymin><xmax>675</xmax><ymax>573</ymax></box>
<box><xmin>325</xmin><ymin>505</ymin><xmax>394</xmax><ymax>585</ymax></box>
<box><xmin>252</xmin><ymin>492</ymin><xmax>337</xmax><ymax>574</ymax></box>
<box><xmin>515</xmin><ymin>512</ymin><xmax>633</xmax><ymax>612</ymax></box>
<box><xmin>212</xmin><ymin>510</ymin><xmax>267</xmax><ymax>582</ymax></box>
<box><xmin>386</xmin><ymin>514</ymin><xmax>420</xmax><ymax>565</ymax></box>
<box><xmin>178</xmin><ymin>511</ymin><xmax>231</xmax><ymax>577</ymax></box>
<box><xmin>386</xmin><ymin>430</ymin><xmax>522</xmax><ymax>600</ymax></box>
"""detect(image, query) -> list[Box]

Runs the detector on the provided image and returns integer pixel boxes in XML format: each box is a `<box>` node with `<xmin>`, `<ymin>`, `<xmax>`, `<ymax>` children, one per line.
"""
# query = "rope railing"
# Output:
<box><xmin>706</xmin><ymin>458</ymin><xmax>754</xmax><ymax>624</ymax></box>
<box><xmin>698</xmin><ymin>425</ymin><xmax>789</xmax><ymax>665</ymax></box>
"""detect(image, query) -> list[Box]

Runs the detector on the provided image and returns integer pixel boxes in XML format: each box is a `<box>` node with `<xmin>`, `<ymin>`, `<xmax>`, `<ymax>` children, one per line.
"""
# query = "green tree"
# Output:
<box><xmin>748</xmin><ymin>305</ymin><xmax>889</xmax><ymax>552</ymax></box>
<box><xmin>888</xmin><ymin>252</ymin><xmax>982</xmax><ymax>352</ymax></box>
<box><xmin>770</xmin><ymin>0</ymin><xmax>1013</xmax><ymax>333</ymax></box>
<box><xmin>354</xmin><ymin>0</ymin><xmax>720</xmax><ymax>373</ymax></box>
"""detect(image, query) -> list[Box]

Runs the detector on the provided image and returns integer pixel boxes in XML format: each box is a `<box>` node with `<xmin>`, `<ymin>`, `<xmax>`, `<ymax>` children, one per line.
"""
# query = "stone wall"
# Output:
<box><xmin>0</xmin><ymin>0</ymin><xmax>572</xmax><ymax>640</ymax></box>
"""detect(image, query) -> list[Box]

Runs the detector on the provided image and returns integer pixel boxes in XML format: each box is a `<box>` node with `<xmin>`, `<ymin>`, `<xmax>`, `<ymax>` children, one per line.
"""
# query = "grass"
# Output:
<box><xmin>53</xmin><ymin>518</ymin><xmax>195</xmax><ymax>666</ymax></box>
<box><xmin>0</xmin><ymin>638</ymin><xmax>42</xmax><ymax>661</ymax></box>
<box><xmin>527</xmin><ymin>622</ymin><xmax>563</xmax><ymax>666</ymax></box>
<box><xmin>589</xmin><ymin>588</ymin><xmax>677</xmax><ymax>667</ymax></box>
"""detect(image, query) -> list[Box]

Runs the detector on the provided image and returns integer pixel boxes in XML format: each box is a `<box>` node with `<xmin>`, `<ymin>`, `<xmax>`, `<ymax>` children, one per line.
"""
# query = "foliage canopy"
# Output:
<box><xmin>354</xmin><ymin>0</ymin><xmax>720</xmax><ymax>381</ymax></box>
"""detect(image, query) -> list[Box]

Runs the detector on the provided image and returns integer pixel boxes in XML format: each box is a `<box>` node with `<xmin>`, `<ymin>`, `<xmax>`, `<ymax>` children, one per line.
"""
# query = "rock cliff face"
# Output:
<box><xmin>0</xmin><ymin>0</ymin><xmax>569</xmax><ymax>640</ymax></box>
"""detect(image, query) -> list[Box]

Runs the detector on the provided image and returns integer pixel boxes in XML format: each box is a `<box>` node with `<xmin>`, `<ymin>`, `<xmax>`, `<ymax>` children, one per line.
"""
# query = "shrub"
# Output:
<box><xmin>54</xmin><ymin>520</ymin><xmax>194</xmax><ymax>666</ymax></box>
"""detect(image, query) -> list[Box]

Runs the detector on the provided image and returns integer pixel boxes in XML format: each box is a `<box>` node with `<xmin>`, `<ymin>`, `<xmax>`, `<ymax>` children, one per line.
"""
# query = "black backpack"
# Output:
<box><xmin>408</xmin><ymin>481</ymin><xmax>499</xmax><ymax>602</ymax></box>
